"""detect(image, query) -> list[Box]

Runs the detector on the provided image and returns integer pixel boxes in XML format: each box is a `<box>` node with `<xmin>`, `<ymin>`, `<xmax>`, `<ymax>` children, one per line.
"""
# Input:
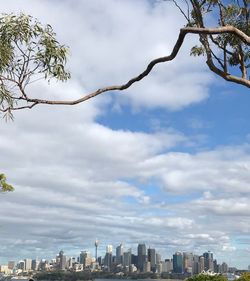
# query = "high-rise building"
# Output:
<box><xmin>31</xmin><ymin>259</ymin><xmax>39</xmax><ymax>271</ymax></box>
<box><xmin>162</xmin><ymin>259</ymin><xmax>173</xmax><ymax>272</ymax></box>
<box><xmin>183</xmin><ymin>252</ymin><xmax>193</xmax><ymax>274</ymax></box>
<box><xmin>24</xmin><ymin>259</ymin><xmax>32</xmax><ymax>271</ymax></box>
<box><xmin>148</xmin><ymin>248</ymin><xmax>156</xmax><ymax>272</ymax></box>
<box><xmin>59</xmin><ymin>250</ymin><xmax>66</xmax><ymax>270</ymax></box>
<box><xmin>106</xmin><ymin>245</ymin><xmax>113</xmax><ymax>254</ymax></box>
<box><xmin>8</xmin><ymin>261</ymin><xmax>15</xmax><ymax>270</ymax></box>
<box><xmin>123</xmin><ymin>250</ymin><xmax>132</xmax><ymax>267</ymax></box>
<box><xmin>138</xmin><ymin>243</ymin><xmax>147</xmax><ymax>272</ymax></box>
<box><xmin>116</xmin><ymin>244</ymin><xmax>124</xmax><ymax>264</ymax></box>
<box><xmin>79</xmin><ymin>251</ymin><xmax>92</xmax><ymax>268</ymax></box>
<box><xmin>173</xmin><ymin>252</ymin><xmax>183</xmax><ymax>273</ymax></box>
<box><xmin>199</xmin><ymin>256</ymin><xmax>205</xmax><ymax>273</ymax></box>
<box><xmin>203</xmin><ymin>251</ymin><xmax>213</xmax><ymax>271</ymax></box>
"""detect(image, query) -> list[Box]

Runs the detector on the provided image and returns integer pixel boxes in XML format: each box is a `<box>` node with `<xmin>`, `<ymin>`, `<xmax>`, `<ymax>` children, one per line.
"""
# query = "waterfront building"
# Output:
<box><xmin>59</xmin><ymin>250</ymin><xmax>66</xmax><ymax>270</ymax></box>
<box><xmin>116</xmin><ymin>243</ymin><xmax>124</xmax><ymax>264</ymax></box>
<box><xmin>24</xmin><ymin>259</ymin><xmax>32</xmax><ymax>271</ymax></box>
<box><xmin>123</xmin><ymin>250</ymin><xmax>132</xmax><ymax>267</ymax></box>
<box><xmin>199</xmin><ymin>256</ymin><xmax>205</xmax><ymax>273</ymax></box>
<box><xmin>148</xmin><ymin>248</ymin><xmax>156</xmax><ymax>272</ymax></box>
<box><xmin>203</xmin><ymin>251</ymin><xmax>214</xmax><ymax>271</ymax></box>
<box><xmin>173</xmin><ymin>252</ymin><xmax>183</xmax><ymax>273</ymax></box>
<box><xmin>143</xmin><ymin>261</ymin><xmax>151</xmax><ymax>273</ymax></box>
<box><xmin>138</xmin><ymin>243</ymin><xmax>147</xmax><ymax>272</ymax></box>
<box><xmin>8</xmin><ymin>261</ymin><xmax>15</xmax><ymax>270</ymax></box>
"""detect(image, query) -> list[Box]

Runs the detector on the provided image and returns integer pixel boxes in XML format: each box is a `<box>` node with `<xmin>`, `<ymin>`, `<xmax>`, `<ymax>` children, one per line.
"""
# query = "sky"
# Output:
<box><xmin>0</xmin><ymin>0</ymin><xmax>250</xmax><ymax>269</ymax></box>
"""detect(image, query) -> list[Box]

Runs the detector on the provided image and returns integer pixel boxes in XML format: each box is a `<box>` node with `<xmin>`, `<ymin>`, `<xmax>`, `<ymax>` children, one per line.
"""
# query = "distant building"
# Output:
<box><xmin>116</xmin><ymin>244</ymin><xmax>124</xmax><ymax>264</ymax></box>
<box><xmin>162</xmin><ymin>259</ymin><xmax>173</xmax><ymax>272</ymax></box>
<box><xmin>173</xmin><ymin>252</ymin><xmax>183</xmax><ymax>273</ymax></box>
<box><xmin>203</xmin><ymin>251</ymin><xmax>213</xmax><ymax>271</ymax></box>
<box><xmin>123</xmin><ymin>250</ymin><xmax>132</xmax><ymax>267</ymax></box>
<box><xmin>24</xmin><ymin>259</ymin><xmax>32</xmax><ymax>271</ymax></box>
<box><xmin>59</xmin><ymin>250</ymin><xmax>66</xmax><ymax>270</ymax></box>
<box><xmin>148</xmin><ymin>248</ymin><xmax>156</xmax><ymax>272</ymax></box>
<box><xmin>8</xmin><ymin>261</ymin><xmax>15</xmax><ymax>270</ymax></box>
<box><xmin>138</xmin><ymin>244</ymin><xmax>147</xmax><ymax>272</ymax></box>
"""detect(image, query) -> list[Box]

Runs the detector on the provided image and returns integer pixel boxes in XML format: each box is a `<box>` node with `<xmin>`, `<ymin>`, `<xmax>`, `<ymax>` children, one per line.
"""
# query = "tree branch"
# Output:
<box><xmin>2</xmin><ymin>25</ymin><xmax>250</xmax><ymax>113</ymax></box>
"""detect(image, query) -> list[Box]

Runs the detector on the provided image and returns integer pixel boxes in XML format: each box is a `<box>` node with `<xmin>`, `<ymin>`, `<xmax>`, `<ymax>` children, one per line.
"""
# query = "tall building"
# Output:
<box><xmin>148</xmin><ymin>248</ymin><xmax>156</xmax><ymax>272</ymax></box>
<box><xmin>138</xmin><ymin>243</ymin><xmax>147</xmax><ymax>272</ymax></box>
<box><xmin>203</xmin><ymin>251</ymin><xmax>213</xmax><ymax>271</ymax></box>
<box><xmin>80</xmin><ymin>251</ymin><xmax>92</xmax><ymax>268</ymax></box>
<box><xmin>183</xmin><ymin>252</ymin><xmax>193</xmax><ymax>274</ymax></box>
<box><xmin>8</xmin><ymin>261</ymin><xmax>15</xmax><ymax>270</ymax></box>
<box><xmin>59</xmin><ymin>250</ymin><xmax>66</xmax><ymax>270</ymax></box>
<box><xmin>199</xmin><ymin>256</ymin><xmax>205</xmax><ymax>273</ymax></box>
<box><xmin>106</xmin><ymin>245</ymin><xmax>113</xmax><ymax>254</ymax></box>
<box><xmin>31</xmin><ymin>259</ymin><xmax>39</xmax><ymax>271</ymax></box>
<box><xmin>24</xmin><ymin>259</ymin><xmax>32</xmax><ymax>271</ymax></box>
<box><xmin>123</xmin><ymin>250</ymin><xmax>132</xmax><ymax>267</ymax></box>
<box><xmin>104</xmin><ymin>245</ymin><xmax>113</xmax><ymax>271</ymax></box>
<box><xmin>173</xmin><ymin>252</ymin><xmax>183</xmax><ymax>273</ymax></box>
<box><xmin>116</xmin><ymin>244</ymin><xmax>124</xmax><ymax>264</ymax></box>
<box><xmin>162</xmin><ymin>259</ymin><xmax>173</xmax><ymax>272</ymax></box>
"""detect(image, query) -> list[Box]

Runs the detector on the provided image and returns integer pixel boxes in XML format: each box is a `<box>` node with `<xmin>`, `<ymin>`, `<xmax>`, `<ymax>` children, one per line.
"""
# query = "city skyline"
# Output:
<box><xmin>0</xmin><ymin>242</ymin><xmax>240</xmax><ymax>275</ymax></box>
<box><xmin>0</xmin><ymin>0</ymin><xmax>250</xmax><ymax>270</ymax></box>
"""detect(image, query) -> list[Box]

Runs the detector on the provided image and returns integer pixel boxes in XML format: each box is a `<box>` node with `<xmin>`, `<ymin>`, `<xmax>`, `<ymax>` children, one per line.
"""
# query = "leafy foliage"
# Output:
<box><xmin>188</xmin><ymin>0</ymin><xmax>250</xmax><ymax>80</ymax></box>
<box><xmin>187</xmin><ymin>274</ymin><xmax>227</xmax><ymax>281</ymax></box>
<box><xmin>238</xmin><ymin>273</ymin><xmax>250</xmax><ymax>281</ymax></box>
<box><xmin>0</xmin><ymin>13</ymin><xmax>70</xmax><ymax>118</ymax></box>
<box><xmin>0</xmin><ymin>173</ymin><xmax>14</xmax><ymax>192</ymax></box>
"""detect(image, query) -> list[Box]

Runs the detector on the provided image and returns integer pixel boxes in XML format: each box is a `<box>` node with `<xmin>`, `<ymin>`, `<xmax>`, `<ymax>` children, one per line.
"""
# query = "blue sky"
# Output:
<box><xmin>0</xmin><ymin>0</ymin><xmax>250</xmax><ymax>269</ymax></box>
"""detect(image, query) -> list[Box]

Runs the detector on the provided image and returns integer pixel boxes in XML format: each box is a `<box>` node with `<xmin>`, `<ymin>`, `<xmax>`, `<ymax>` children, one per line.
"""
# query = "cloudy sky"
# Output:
<box><xmin>0</xmin><ymin>0</ymin><xmax>250</xmax><ymax>269</ymax></box>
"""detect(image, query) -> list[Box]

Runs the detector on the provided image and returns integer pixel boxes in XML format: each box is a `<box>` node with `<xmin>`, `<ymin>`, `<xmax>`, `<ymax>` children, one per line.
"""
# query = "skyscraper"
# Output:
<box><xmin>148</xmin><ymin>248</ymin><xmax>156</xmax><ymax>272</ymax></box>
<box><xmin>116</xmin><ymin>243</ymin><xmax>124</xmax><ymax>264</ymax></box>
<box><xmin>138</xmin><ymin>243</ymin><xmax>147</xmax><ymax>272</ymax></box>
<box><xmin>203</xmin><ymin>251</ymin><xmax>213</xmax><ymax>271</ymax></box>
<box><xmin>173</xmin><ymin>252</ymin><xmax>183</xmax><ymax>273</ymax></box>
<box><xmin>59</xmin><ymin>250</ymin><xmax>66</xmax><ymax>270</ymax></box>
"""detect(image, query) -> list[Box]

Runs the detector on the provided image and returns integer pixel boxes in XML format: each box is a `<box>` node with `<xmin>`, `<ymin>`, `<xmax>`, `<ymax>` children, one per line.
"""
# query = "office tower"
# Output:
<box><xmin>131</xmin><ymin>254</ymin><xmax>138</xmax><ymax>267</ymax></box>
<box><xmin>24</xmin><ymin>259</ymin><xmax>32</xmax><ymax>271</ymax></box>
<box><xmin>79</xmin><ymin>251</ymin><xmax>92</xmax><ymax>268</ymax></box>
<box><xmin>106</xmin><ymin>245</ymin><xmax>113</xmax><ymax>254</ymax></box>
<box><xmin>148</xmin><ymin>248</ymin><xmax>156</xmax><ymax>272</ymax></box>
<box><xmin>31</xmin><ymin>259</ymin><xmax>39</xmax><ymax>271</ymax></box>
<box><xmin>193</xmin><ymin>255</ymin><xmax>199</xmax><ymax>275</ymax></box>
<box><xmin>199</xmin><ymin>256</ymin><xmax>205</xmax><ymax>273</ymax></box>
<box><xmin>221</xmin><ymin>262</ymin><xmax>228</xmax><ymax>273</ymax></box>
<box><xmin>123</xmin><ymin>250</ymin><xmax>132</xmax><ymax>267</ymax></box>
<box><xmin>138</xmin><ymin>243</ymin><xmax>147</xmax><ymax>272</ymax></box>
<box><xmin>213</xmin><ymin>259</ymin><xmax>218</xmax><ymax>273</ymax></box>
<box><xmin>8</xmin><ymin>261</ymin><xmax>15</xmax><ymax>270</ymax></box>
<box><xmin>156</xmin><ymin>253</ymin><xmax>161</xmax><ymax>264</ymax></box>
<box><xmin>116</xmin><ymin>243</ymin><xmax>124</xmax><ymax>264</ymax></box>
<box><xmin>162</xmin><ymin>259</ymin><xmax>173</xmax><ymax>273</ymax></box>
<box><xmin>104</xmin><ymin>245</ymin><xmax>113</xmax><ymax>271</ymax></box>
<box><xmin>183</xmin><ymin>252</ymin><xmax>193</xmax><ymax>274</ymax></box>
<box><xmin>173</xmin><ymin>252</ymin><xmax>183</xmax><ymax>273</ymax></box>
<box><xmin>203</xmin><ymin>251</ymin><xmax>213</xmax><ymax>271</ymax></box>
<box><xmin>104</xmin><ymin>252</ymin><xmax>112</xmax><ymax>271</ymax></box>
<box><xmin>18</xmin><ymin>261</ymin><xmax>25</xmax><ymax>270</ymax></box>
<box><xmin>143</xmin><ymin>261</ymin><xmax>151</xmax><ymax>273</ymax></box>
<box><xmin>59</xmin><ymin>250</ymin><xmax>66</xmax><ymax>270</ymax></box>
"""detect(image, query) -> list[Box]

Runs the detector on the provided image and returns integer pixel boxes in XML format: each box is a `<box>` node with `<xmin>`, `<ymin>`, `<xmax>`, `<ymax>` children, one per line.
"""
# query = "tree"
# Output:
<box><xmin>238</xmin><ymin>273</ymin><xmax>250</xmax><ymax>281</ymax></box>
<box><xmin>0</xmin><ymin>173</ymin><xmax>14</xmax><ymax>192</ymax></box>
<box><xmin>0</xmin><ymin>0</ymin><xmax>249</xmax><ymax>119</ymax></box>
<box><xmin>187</xmin><ymin>273</ymin><xmax>227</xmax><ymax>281</ymax></box>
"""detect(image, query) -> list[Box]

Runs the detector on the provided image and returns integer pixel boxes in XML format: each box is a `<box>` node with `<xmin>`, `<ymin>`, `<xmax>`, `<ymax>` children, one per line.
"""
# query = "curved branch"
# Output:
<box><xmin>3</xmin><ymin>25</ymin><xmax>250</xmax><ymax>112</ymax></box>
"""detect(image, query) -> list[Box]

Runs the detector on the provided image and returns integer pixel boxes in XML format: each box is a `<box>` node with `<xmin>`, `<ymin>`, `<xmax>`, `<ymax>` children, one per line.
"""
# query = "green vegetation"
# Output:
<box><xmin>238</xmin><ymin>273</ymin><xmax>250</xmax><ymax>281</ymax></box>
<box><xmin>0</xmin><ymin>173</ymin><xmax>14</xmax><ymax>192</ymax></box>
<box><xmin>187</xmin><ymin>274</ymin><xmax>227</xmax><ymax>281</ymax></box>
<box><xmin>0</xmin><ymin>13</ymin><xmax>70</xmax><ymax>119</ymax></box>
